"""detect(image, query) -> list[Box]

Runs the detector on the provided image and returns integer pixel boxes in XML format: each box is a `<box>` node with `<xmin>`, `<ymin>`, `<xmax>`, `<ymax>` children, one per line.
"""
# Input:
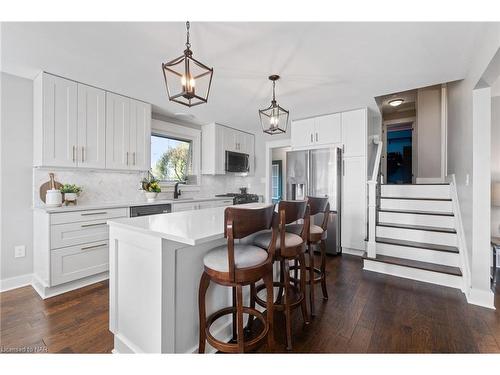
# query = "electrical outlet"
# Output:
<box><xmin>14</xmin><ymin>245</ymin><xmax>26</xmax><ymax>258</ymax></box>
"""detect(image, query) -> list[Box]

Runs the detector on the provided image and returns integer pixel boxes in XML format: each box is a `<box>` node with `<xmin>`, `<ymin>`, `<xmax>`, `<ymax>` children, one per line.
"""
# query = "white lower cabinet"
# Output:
<box><xmin>33</xmin><ymin>207</ymin><xmax>128</xmax><ymax>295</ymax></box>
<box><xmin>341</xmin><ymin>156</ymin><xmax>367</xmax><ymax>252</ymax></box>
<box><xmin>171</xmin><ymin>199</ymin><xmax>233</xmax><ymax>212</ymax></box>
<box><xmin>51</xmin><ymin>241</ymin><xmax>109</xmax><ymax>286</ymax></box>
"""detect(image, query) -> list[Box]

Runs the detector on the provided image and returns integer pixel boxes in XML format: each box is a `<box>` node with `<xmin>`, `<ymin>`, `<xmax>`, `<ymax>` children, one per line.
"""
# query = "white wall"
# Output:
<box><xmin>417</xmin><ymin>85</ymin><xmax>442</xmax><ymax>180</ymax></box>
<box><xmin>491</xmin><ymin>94</ymin><xmax>500</xmax><ymax>268</ymax></box>
<box><xmin>1</xmin><ymin>73</ymin><xmax>34</xmax><ymax>280</ymax></box>
<box><xmin>447</xmin><ymin>23</ymin><xmax>500</xmax><ymax>306</ymax></box>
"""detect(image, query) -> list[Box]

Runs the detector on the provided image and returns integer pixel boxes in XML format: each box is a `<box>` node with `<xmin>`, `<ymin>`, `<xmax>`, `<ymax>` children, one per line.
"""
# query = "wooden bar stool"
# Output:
<box><xmin>287</xmin><ymin>196</ymin><xmax>329</xmax><ymax>317</ymax></box>
<box><xmin>198</xmin><ymin>205</ymin><xmax>277</xmax><ymax>353</ymax></box>
<box><xmin>252</xmin><ymin>200</ymin><xmax>310</xmax><ymax>351</ymax></box>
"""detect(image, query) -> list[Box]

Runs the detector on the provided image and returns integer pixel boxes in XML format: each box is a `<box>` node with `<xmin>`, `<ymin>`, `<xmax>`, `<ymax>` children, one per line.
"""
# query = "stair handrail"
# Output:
<box><xmin>366</xmin><ymin>135</ymin><xmax>383</xmax><ymax>258</ymax></box>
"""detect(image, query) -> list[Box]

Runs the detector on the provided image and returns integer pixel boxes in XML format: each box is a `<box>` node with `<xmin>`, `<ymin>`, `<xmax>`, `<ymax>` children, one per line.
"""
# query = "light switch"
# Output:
<box><xmin>14</xmin><ymin>245</ymin><xmax>26</xmax><ymax>258</ymax></box>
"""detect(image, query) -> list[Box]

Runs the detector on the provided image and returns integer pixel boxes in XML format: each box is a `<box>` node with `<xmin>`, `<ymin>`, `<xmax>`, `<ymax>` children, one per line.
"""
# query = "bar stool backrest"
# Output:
<box><xmin>306</xmin><ymin>196</ymin><xmax>330</xmax><ymax>231</ymax></box>
<box><xmin>277</xmin><ymin>200</ymin><xmax>307</xmax><ymax>225</ymax></box>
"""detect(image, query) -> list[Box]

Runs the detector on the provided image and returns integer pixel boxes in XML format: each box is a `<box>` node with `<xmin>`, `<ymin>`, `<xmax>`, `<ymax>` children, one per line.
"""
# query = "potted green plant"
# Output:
<box><xmin>60</xmin><ymin>184</ymin><xmax>82</xmax><ymax>205</ymax></box>
<box><xmin>141</xmin><ymin>172</ymin><xmax>161</xmax><ymax>202</ymax></box>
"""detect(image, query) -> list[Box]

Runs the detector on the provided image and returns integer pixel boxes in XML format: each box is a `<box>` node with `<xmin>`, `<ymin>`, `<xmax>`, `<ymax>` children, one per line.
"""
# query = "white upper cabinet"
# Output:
<box><xmin>291</xmin><ymin>118</ymin><xmax>315</xmax><ymax>148</ymax></box>
<box><xmin>106</xmin><ymin>92</ymin><xmax>151</xmax><ymax>171</ymax></box>
<box><xmin>77</xmin><ymin>83</ymin><xmax>106</xmax><ymax>169</ymax></box>
<box><xmin>202</xmin><ymin>123</ymin><xmax>255</xmax><ymax>175</ymax></box>
<box><xmin>315</xmin><ymin>113</ymin><xmax>342</xmax><ymax>145</ymax></box>
<box><xmin>34</xmin><ymin>73</ymin><xmax>78</xmax><ymax>167</ymax></box>
<box><xmin>34</xmin><ymin>72</ymin><xmax>151</xmax><ymax>170</ymax></box>
<box><xmin>291</xmin><ymin>114</ymin><xmax>342</xmax><ymax>148</ymax></box>
<box><xmin>341</xmin><ymin>108</ymin><xmax>367</xmax><ymax>157</ymax></box>
<box><xmin>105</xmin><ymin>92</ymin><xmax>130</xmax><ymax>170</ymax></box>
<box><xmin>128</xmin><ymin>99</ymin><xmax>151</xmax><ymax>171</ymax></box>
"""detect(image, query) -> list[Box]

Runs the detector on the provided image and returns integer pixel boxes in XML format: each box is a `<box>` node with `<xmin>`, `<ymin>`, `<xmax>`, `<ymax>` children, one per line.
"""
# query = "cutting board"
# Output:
<box><xmin>39</xmin><ymin>173</ymin><xmax>63</xmax><ymax>203</ymax></box>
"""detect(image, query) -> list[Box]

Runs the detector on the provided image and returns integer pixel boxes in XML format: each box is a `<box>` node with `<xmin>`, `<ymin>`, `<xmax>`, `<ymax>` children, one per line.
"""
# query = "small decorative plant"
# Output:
<box><xmin>60</xmin><ymin>184</ymin><xmax>82</xmax><ymax>195</ymax></box>
<box><xmin>141</xmin><ymin>172</ymin><xmax>161</xmax><ymax>193</ymax></box>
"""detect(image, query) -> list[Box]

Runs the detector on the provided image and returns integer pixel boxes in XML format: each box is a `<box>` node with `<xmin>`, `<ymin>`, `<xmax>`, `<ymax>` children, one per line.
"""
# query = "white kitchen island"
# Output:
<box><xmin>107</xmin><ymin>203</ymin><xmax>267</xmax><ymax>353</ymax></box>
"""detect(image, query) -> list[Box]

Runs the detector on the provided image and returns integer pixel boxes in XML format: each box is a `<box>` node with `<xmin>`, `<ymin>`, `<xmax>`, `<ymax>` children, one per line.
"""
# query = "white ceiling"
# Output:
<box><xmin>1</xmin><ymin>22</ymin><xmax>487</xmax><ymax>134</ymax></box>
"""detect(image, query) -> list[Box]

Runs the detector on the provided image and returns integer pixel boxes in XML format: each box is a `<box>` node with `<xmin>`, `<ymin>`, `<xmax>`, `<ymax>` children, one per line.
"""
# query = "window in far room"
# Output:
<box><xmin>271</xmin><ymin>160</ymin><xmax>283</xmax><ymax>203</ymax></box>
<box><xmin>151</xmin><ymin>134</ymin><xmax>193</xmax><ymax>183</ymax></box>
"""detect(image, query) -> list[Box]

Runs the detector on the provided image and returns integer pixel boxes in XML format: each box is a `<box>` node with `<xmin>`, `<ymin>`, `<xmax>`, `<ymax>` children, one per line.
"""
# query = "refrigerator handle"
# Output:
<box><xmin>343</xmin><ymin>160</ymin><xmax>345</xmax><ymax>177</ymax></box>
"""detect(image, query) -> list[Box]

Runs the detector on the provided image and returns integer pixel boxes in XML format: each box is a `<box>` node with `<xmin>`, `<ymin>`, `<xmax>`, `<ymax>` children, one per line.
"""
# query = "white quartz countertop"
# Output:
<box><xmin>107</xmin><ymin>203</ymin><xmax>271</xmax><ymax>246</ymax></box>
<box><xmin>33</xmin><ymin>196</ymin><xmax>233</xmax><ymax>213</ymax></box>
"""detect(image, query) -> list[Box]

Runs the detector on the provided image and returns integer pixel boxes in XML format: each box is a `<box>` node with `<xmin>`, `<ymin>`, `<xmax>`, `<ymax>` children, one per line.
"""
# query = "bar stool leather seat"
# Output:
<box><xmin>254</xmin><ymin>230</ymin><xmax>303</xmax><ymax>250</ymax></box>
<box><xmin>287</xmin><ymin>223</ymin><xmax>326</xmax><ymax>238</ymax></box>
<box><xmin>203</xmin><ymin>245</ymin><xmax>268</xmax><ymax>273</ymax></box>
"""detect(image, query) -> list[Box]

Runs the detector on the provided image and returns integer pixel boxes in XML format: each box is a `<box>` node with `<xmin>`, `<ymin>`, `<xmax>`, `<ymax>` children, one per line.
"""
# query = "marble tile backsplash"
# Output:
<box><xmin>33</xmin><ymin>168</ymin><xmax>265</xmax><ymax>206</ymax></box>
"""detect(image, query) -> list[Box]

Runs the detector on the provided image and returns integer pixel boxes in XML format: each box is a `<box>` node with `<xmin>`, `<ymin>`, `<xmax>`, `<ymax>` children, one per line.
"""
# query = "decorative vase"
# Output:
<box><xmin>64</xmin><ymin>193</ymin><xmax>78</xmax><ymax>206</ymax></box>
<box><xmin>144</xmin><ymin>191</ymin><xmax>158</xmax><ymax>203</ymax></box>
<box><xmin>45</xmin><ymin>189</ymin><xmax>62</xmax><ymax>208</ymax></box>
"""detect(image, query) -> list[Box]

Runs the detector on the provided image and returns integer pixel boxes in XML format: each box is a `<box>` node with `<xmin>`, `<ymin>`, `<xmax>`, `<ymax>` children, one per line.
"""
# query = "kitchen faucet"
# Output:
<box><xmin>174</xmin><ymin>182</ymin><xmax>182</xmax><ymax>199</ymax></box>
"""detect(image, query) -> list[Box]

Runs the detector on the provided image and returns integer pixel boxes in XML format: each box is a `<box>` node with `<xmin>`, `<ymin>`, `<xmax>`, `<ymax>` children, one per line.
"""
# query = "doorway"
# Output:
<box><xmin>271</xmin><ymin>160</ymin><xmax>283</xmax><ymax>203</ymax></box>
<box><xmin>386</xmin><ymin>123</ymin><xmax>413</xmax><ymax>184</ymax></box>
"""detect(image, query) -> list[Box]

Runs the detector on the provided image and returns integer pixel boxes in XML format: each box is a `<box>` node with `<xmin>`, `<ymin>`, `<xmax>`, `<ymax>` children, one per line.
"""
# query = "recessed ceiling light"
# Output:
<box><xmin>389</xmin><ymin>98</ymin><xmax>404</xmax><ymax>107</ymax></box>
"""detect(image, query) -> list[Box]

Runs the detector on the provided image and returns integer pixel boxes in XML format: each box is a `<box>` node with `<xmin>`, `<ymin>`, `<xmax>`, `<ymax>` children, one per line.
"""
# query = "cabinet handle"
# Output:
<box><xmin>81</xmin><ymin>243</ymin><xmax>108</xmax><ymax>251</ymax></box>
<box><xmin>81</xmin><ymin>222</ymin><xmax>107</xmax><ymax>228</ymax></box>
<box><xmin>72</xmin><ymin>145</ymin><xmax>76</xmax><ymax>163</ymax></box>
<box><xmin>81</xmin><ymin>211</ymin><xmax>108</xmax><ymax>216</ymax></box>
<box><xmin>316</xmin><ymin>132</ymin><xmax>318</xmax><ymax>142</ymax></box>
<box><xmin>133</xmin><ymin>152</ymin><xmax>136</xmax><ymax>165</ymax></box>
<box><xmin>81</xmin><ymin>146</ymin><xmax>85</xmax><ymax>163</ymax></box>
<box><xmin>310</xmin><ymin>134</ymin><xmax>313</xmax><ymax>143</ymax></box>
<box><xmin>126</xmin><ymin>152</ymin><xmax>129</xmax><ymax>165</ymax></box>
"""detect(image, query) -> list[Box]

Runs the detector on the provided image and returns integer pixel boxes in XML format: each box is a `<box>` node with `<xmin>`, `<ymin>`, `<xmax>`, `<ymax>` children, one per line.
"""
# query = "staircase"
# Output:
<box><xmin>363</xmin><ymin>183</ymin><xmax>464</xmax><ymax>289</ymax></box>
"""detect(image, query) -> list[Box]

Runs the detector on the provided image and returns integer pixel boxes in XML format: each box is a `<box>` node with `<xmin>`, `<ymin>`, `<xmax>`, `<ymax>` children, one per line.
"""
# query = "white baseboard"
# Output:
<box><xmin>341</xmin><ymin>248</ymin><xmax>364</xmax><ymax>257</ymax></box>
<box><xmin>467</xmin><ymin>288</ymin><xmax>496</xmax><ymax>310</ymax></box>
<box><xmin>0</xmin><ymin>273</ymin><xmax>33</xmax><ymax>292</ymax></box>
<box><xmin>32</xmin><ymin>272</ymin><xmax>109</xmax><ymax>299</ymax></box>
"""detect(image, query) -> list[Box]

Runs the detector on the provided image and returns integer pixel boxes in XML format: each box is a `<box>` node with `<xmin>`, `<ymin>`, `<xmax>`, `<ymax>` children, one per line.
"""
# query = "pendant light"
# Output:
<box><xmin>162</xmin><ymin>21</ymin><xmax>214</xmax><ymax>107</ymax></box>
<box><xmin>259</xmin><ymin>75</ymin><xmax>289</xmax><ymax>135</ymax></box>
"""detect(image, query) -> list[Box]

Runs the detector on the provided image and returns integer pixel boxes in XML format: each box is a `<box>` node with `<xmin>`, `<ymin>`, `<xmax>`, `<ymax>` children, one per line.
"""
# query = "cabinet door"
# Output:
<box><xmin>105</xmin><ymin>92</ymin><xmax>130</xmax><ymax>169</ymax></box>
<box><xmin>42</xmin><ymin>74</ymin><xmax>78</xmax><ymax>167</ymax></box>
<box><xmin>171</xmin><ymin>202</ymin><xmax>199</xmax><ymax>212</ymax></box>
<box><xmin>341</xmin><ymin>109</ymin><xmax>367</xmax><ymax>157</ymax></box>
<box><xmin>291</xmin><ymin>118</ymin><xmax>314</xmax><ymax>148</ymax></box>
<box><xmin>129</xmin><ymin>99</ymin><xmax>151</xmax><ymax>171</ymax></box>
<box><xmin>77</xmin><ymin>84</ymin><xmax>106</xmax><ymax>168</ymax></box>
<box><xmin>223</xmin><ymin>127</ymin><xmax>237</xmax><ymax>152</ymax></box>
<box><xmin>315</xmin><ymin>113</ymin><xmax>342</xmax><ymax>145</ymax></box>
<box><xmin>341</xmin><ymin>156</ymin><xmax>366</xmax><ymax>251</ymax></box>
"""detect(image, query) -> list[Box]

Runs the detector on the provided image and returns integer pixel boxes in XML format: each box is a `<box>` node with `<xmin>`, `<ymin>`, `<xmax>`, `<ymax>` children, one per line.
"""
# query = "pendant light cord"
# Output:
<box><xmin>185</xmin><ymin>21</ymin><xmax>191</xmax><ymax>49</ymax></box>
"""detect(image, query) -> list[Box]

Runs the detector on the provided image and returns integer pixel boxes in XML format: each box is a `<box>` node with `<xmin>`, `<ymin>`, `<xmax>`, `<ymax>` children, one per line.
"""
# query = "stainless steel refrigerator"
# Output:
<box><xmin>286</xmin><ymin>147</ymin><xmax>342</xmax><ymax>255</ymax></box>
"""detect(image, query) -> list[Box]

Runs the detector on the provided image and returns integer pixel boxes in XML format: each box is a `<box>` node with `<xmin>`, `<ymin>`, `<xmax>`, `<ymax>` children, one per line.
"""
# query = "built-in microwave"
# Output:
<box><xmin>225</xmin><ymin>151</ymin><xmax>250</xmax><ymax>173</ymax></box>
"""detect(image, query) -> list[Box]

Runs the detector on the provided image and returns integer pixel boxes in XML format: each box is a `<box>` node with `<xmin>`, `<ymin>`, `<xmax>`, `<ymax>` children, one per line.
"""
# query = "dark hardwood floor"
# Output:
<box><xmin>1</xmin><ymin>255</ymin><xmax>499</xmax><ymax>353</ymax></box>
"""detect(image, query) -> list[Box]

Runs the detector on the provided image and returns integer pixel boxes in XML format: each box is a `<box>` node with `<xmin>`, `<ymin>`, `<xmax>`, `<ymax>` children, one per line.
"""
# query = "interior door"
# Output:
<box><xmin>77</xmin><ymin>84</ymin><xmax>106</xmax><ymax>168</ymax></box>
<box><xmin>105</xmin><ymin>92</ymin><xmax>130</xmax><ymax>170</ymax></box>
<box><xmin>42</xmin><ymin>73</ymin><xmax>78</xmax><ymax>167</ymax></box>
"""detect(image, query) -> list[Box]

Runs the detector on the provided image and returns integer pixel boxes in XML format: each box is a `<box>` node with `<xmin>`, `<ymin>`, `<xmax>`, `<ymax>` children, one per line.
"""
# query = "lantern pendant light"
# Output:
<box><xmin>259</xmin><ymin>75</ymin><xmax>289</xmax><ymax>135</ymax></box>
<box><xmin>162</xmin><ymin>21</ymin><xmax>214</xmax><ymax>107</ymax></box>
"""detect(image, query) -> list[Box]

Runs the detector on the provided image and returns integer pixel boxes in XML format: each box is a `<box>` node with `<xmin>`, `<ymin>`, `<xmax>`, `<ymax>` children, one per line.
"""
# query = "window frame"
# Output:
<box><xmin>150</xmin><ymin>119</ymin><xmax>201</xmax><ymax>189</ymax></box>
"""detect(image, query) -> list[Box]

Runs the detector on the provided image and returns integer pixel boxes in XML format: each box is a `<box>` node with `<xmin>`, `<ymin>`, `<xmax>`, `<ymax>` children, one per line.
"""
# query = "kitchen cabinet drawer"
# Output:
<box><xmin>51</xmin><ymin>241</ymin><xmax>109</xmax><ymax>286</ymax></box>
<box><xmin>51</xmin><ymin>219</ymin><xmax>110</xmax><ymax>249</ymax></box>
<box><xmin>171</xmin><ymin>201</ymin><xmax>199</xmax><ymax>212</ymax></box>
<box><xmin>50</xmin><ymin>207</ymin><xmax>128</xmax><ymax>225</ymax></box>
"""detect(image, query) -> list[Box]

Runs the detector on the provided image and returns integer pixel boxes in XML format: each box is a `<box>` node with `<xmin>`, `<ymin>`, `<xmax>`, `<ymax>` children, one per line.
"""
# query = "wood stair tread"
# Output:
<box><xmin>375</xmin><ymin>237</ymin><xmax>459</xmax><ymax>253</ymax></box>
<box><xmin>380</xmin><ymin>196</ymin><xmax>452</xmax><ymax>201</ymax></box>
<box><xmin>363</xmin><ymin>253</ymin><xmax>462</xmax><ymax>276</ymax></box>
<box><xmin>377</xmin><ymin>222</ymin><xmax>456</xmax><ymax>234</ymax></box>
<box><xmin>377</xmin><ymin>208</ymin><xmax>454</xmax><ymax>217</ymax></box>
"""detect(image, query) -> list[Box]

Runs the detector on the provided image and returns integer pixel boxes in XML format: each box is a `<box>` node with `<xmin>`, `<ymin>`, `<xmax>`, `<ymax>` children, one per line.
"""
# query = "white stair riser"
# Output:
<box><xmin>380</xmin><ymin>198</ymin><xmax>452</xmax><ymax>213</ymax></box>
<box><xmin>376</xmin><ymin>225</ymin><xmax>457</xmax><ymax>246</ymax></box>
<box><xmin>381</xmin><ymin>184</ymin><xmax>450</xmax><ymax>199</ymax></box>
<box><xmin>375</xmin><ymin>242</ymin><xmax>460</xmax><ymax>267</ymax></box>
<box><xmin>378</xmin><ymin>211</ymin><xmax>455</xmax><ymax>228</ymax></box>
<box><xmin>363</xmin><ymin>259</ymin><xmax>463</xmax><ymax>290</ymax></box>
